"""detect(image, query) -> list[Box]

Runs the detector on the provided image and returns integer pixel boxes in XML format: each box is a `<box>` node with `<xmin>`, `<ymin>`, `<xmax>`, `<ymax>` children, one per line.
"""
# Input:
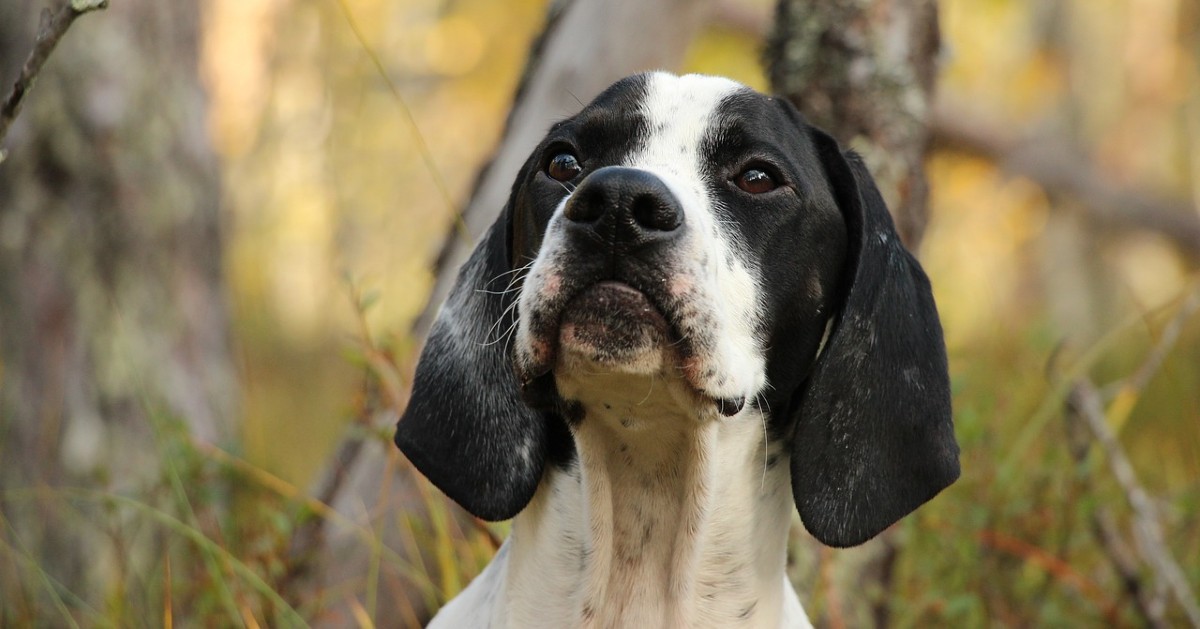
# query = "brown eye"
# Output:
<box><xmin>547</xmin><ymin>153</ymin><xmax>582</xmax><ymax>181</ymax></box>
<box><xmin>735</xmin><ymin>168</ymin><xmax>777</xmax><ymax>194</ymax></box>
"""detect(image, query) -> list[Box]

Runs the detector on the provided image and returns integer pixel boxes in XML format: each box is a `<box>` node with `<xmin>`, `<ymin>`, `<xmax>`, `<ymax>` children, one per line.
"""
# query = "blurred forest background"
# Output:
<box><xmin>1</xmin><ymin>0</ymin><xmax>1199</xmax><ymax>626</ymax></box>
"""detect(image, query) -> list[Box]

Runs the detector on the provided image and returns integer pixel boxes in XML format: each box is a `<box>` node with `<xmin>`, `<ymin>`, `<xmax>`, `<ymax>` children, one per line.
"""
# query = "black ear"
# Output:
<box><xmin>394</xmin><ymin>204</ymin><xmax>557</xmax><ymax>521</ymax></box>
<box><xmin>791</xmin><ymin>128</ymin><xmax>960</xmax><ymax>548</ymax></box>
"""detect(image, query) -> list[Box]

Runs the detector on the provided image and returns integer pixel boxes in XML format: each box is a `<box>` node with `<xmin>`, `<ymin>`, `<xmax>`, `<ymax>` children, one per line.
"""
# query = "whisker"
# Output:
<box><xmin>638</xmin><ymin>372</ymin><xmax>656</xmax><ymax>406</ymax></box>
<box><xmin>501</xmin><ymin>304</ymin><xmax>525</xmax><ymax>358</ymax></box>
<box><xmin>475</xmin><ymin>287</ymin><xmax>523</xmax><ymax>295</ymax></box>
<box><xmin>481</xmin><ymin>317</ymin><xmax>521</xmax><ymax>347</ymax></box>
<box><xmin>501</xmin><ymin>262</ymin><xmax>537</xmax><ymax>294</ymax></box>
<box><xmin>482</xmin><ymin>259</ymin><xmax>536</xmax><ymax>289</ymax></box>
<box><xmin>755</xmin><ymin>391</ymin><xmax>771</xmax><ymax>490</ymax></box>
<box><xmin>480</xmin><ymin>293</ymin><xmax>524</xmax><ymax>344</ymax></box>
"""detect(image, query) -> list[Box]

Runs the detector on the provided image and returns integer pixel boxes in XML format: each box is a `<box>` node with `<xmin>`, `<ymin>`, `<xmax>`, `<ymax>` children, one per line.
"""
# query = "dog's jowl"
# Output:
<box><xmin>395</xmin><ymin>72</ymin><xmax>959</xmax><ymax>628</ymax></box>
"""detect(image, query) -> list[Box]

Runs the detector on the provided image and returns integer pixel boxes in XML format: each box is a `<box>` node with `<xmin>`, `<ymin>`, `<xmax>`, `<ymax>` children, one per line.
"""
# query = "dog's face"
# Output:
<box><xmin>397</xmin><ymin>73</ymin><xmax>959</xmax><ymax>548</ymax></box>
<box><xmin>511</xmin><ymin>74</ymin><xmax>844</xmax><ymax>421</ymax></box>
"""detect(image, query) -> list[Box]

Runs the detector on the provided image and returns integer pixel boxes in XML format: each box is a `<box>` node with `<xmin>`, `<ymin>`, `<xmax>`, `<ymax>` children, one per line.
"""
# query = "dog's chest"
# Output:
<box><xmin>480</xmin><ymin>400</ymin><xmax>798</xmax><ymax>628</ymax></box>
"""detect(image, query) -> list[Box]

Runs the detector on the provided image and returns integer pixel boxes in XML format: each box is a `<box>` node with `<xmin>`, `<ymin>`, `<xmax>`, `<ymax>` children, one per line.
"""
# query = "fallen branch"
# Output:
<box><xmin>1067</xmin><ymin>377</ymin><xmax>1200</xmax><ymax>627</ymax></box>
<box><xmin>0</xmin><ymin>0</ymin><xmax>108</xmax><ymax>161</ymax></box>
<box><xmin>932</xmin><ymin>105</ymin><xmax>1200</xmax><ymax>257</ymax></box>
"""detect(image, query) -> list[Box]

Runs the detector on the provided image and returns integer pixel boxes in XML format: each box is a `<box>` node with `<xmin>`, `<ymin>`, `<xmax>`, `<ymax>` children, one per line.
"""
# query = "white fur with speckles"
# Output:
<box><xmin>623</xmin><ymin>74</ymin><xmax>766</xmax><ymax>403</ymax></box>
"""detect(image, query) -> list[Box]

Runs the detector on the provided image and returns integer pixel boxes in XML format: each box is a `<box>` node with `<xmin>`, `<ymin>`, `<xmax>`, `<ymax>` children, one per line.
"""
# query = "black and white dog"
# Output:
<box><xmin>395</xmin><ymin>72</ymin><xmax>959</xmax><ymax>628</ymax></box>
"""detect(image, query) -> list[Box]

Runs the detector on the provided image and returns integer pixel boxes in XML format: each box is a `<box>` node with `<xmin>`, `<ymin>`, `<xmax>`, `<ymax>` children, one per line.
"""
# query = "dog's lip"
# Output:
<box><xmin>560</xmin><ymin>280</ymin><xmax>671</xmax><ymax>332</ymax></box>
<box><xmin>519</xmin><ymin>278</ymin><xmax>747</xmax><ymax>416</ymax></box>
<box><xmin>518</xmin><ymin>278</ymin><xmax>681</xmax><ymax>380</ymax></box>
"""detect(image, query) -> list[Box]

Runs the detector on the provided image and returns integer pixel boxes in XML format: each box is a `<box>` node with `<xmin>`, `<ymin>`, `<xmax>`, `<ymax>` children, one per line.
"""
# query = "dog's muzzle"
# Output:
<box><xmin>555</xmin><ymin>167</ymin><xmax>684</xmax><ymax>359</ymax></box>
<box><xmin>516</xmin><ymin>167</ymin><xmax>699</xmax><ymax>395</ymax></box>
<box><xmin>516</xmin><ymin>166</ymin><xmax>748</xmax><ymax>417</ymax></box>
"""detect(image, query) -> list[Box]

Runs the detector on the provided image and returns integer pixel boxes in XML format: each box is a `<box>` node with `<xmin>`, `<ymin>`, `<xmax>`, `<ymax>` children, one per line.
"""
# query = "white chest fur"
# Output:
<box><xmin>429</xmin><ymin>372</ymin><xmax>812</xmax><ymax>628</ymax></box>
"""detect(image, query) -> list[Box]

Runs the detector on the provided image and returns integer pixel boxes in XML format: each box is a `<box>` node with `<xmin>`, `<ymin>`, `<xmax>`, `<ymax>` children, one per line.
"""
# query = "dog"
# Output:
<box><xmin>395</xmin><ymin>72</ymin><xmax>959</xmax><ymax>628</ymax></box>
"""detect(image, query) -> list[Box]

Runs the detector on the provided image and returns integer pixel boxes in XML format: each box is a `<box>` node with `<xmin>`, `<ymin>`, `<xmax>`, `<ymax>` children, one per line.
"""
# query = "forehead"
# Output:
<box><xmin>579</xmin><ymin>72</ymin><xmax>748</xmax><ymax>117</ymax></box>
<box><xmin>631</xmin><ymin>73</ymin><xmax>744</xmax><ymax>167</ymax></box>
<box><xmin>639</xmin><ymin>73</ymin><xmax>747</xmax><ymax>125</ymax></box>
<box><xmin>566</xmin><ymin>73</ymin><xmax>797</xmax><ymax>162</ymax></box>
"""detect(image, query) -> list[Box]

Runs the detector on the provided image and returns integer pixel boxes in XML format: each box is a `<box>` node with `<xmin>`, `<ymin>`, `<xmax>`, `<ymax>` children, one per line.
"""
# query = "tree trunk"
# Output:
<box><xmin>291</xmin><ymin>0</ymin><xmax>714</xmax><ymax>623</ymax></box>
<box><xmin>766</xmin><ymin>2</ymin><xmax>941</xmax><ymax>627</ymax></box>
<box><xmin>766</xmin><ymin>0</ymin><xmax>941</xmax><ymax>250</ymax></box>
<box><xmin>0</xmin><ymin>0</ymin><xmax>234</xmax><ymax>617</ymax></box>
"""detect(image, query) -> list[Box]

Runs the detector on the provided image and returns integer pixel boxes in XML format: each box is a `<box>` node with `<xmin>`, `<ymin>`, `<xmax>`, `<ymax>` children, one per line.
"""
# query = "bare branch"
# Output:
<box><xmin>1068</xmin><ymin>379</ymin><xmax>1200</xmax><ymax>627</ymax></box>
<box><xmin>932</xmin><ymin>104</ymin><xmax>1200</xmax><ymax>257</ymax></box>
<box><xmin>1062</xmin><ymin>285</ymin><xmax>1200</xmax><ymax>626</ymax></box>
<box><xmin>0</xmin><ymin>0</ymin><xmax>108</xmax><ymax>160</ymax></box>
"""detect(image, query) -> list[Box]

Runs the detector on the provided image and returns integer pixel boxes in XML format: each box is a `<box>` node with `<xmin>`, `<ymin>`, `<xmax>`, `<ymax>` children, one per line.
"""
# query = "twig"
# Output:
<box><xmin>0</xmin><ymin>0</ymin><xmax>108</xmax><ymax>161</ymax></box>
<box><xmin>1127</xmin><ymin>286</ymin><xmax>1200</xmax><ymax>394</ymax></box>
<box><xmin>1103</xmin><ymin>283</ymin><xmax>1200</xmax><ymax>430</ymax></box>
<box><xmin>976</xmin><ymin>528</ymin><xmax>1118</xmax><ymax>621</ymax></box>
<box><xmin>1068</xmin><ymin>379</ymin><xmax>1200</xmax><ymax>627</ymax></box>
<box><xmin>1090</xmin><ymin>507</ymin><xmax>1169</xmax><ymax>628</ymax></box>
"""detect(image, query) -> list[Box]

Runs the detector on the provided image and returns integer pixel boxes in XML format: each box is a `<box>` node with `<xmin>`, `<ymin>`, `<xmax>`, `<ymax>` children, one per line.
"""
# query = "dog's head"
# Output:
<box><xmin>396</xmin><ymin>73</ymin><xmax>958</xmax><ymax>547</ymax></box>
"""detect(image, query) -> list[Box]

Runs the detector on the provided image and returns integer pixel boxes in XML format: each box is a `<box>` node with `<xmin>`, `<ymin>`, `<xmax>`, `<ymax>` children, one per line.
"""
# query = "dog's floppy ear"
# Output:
<box><xmin>394</xmin><ymin>202</ymin><xmax>555</xmax><ymax>521</ymax></box>
<box><xmin>791</xmin><ymin>127</ymin><xmax>960</xmax><ymax>547</ymax></box>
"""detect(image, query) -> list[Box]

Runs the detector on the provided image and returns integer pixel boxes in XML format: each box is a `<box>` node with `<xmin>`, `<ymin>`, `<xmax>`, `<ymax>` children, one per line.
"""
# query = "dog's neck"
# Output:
<box><xmin>501</xmin><ymin>372</ymin><xmax>796</xmax><ymax>627</ymax></box>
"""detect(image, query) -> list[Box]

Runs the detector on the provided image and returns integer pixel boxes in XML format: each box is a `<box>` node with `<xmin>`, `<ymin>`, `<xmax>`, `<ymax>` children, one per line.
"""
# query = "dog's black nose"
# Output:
<box><xmin>563</xmin><ymin>167</ymin><xmax>684</xmax><ymax>242</ymax></box>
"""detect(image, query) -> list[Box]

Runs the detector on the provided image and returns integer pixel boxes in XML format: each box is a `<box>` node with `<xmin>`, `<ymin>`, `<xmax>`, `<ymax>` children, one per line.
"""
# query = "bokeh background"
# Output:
<box><xmin>1</xmin><ymin>0</ymin><xmax>1198</xmax><ymax>626</ymax></box>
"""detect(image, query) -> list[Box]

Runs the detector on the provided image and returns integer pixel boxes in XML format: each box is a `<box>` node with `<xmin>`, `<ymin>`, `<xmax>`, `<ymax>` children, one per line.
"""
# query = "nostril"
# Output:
<box><xmin>630</xmin><ymin>193</ymin><xmax>682</xmax><ymax>231</ymax></box>
<box><xmin>563</xmin><ymin>195</ymin><xmax>604</xmax><ymax>223</ymax></box>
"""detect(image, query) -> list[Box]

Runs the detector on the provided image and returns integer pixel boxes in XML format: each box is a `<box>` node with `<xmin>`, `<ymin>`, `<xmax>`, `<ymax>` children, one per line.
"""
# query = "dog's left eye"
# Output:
<box><xmin>735</xmin><ymin>168</ymin><xmax>778</xmax><ymax>194</ymax></box>
<box><xmin>547</xmin><ymin>153</ymin><xmax>583</xmax><ymax>181</ymax></box>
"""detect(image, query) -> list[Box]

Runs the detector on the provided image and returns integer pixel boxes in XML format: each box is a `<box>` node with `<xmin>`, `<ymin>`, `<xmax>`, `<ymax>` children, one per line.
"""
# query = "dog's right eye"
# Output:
<box><xmin>734</xmin><ymin>167</ymin><xmax>778</xmax><ymax>194</ymax></box>
<box><xmin>547</xmin><ymin>153</ymin><xmax>582</xmax><ymax>181</ymax></box>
